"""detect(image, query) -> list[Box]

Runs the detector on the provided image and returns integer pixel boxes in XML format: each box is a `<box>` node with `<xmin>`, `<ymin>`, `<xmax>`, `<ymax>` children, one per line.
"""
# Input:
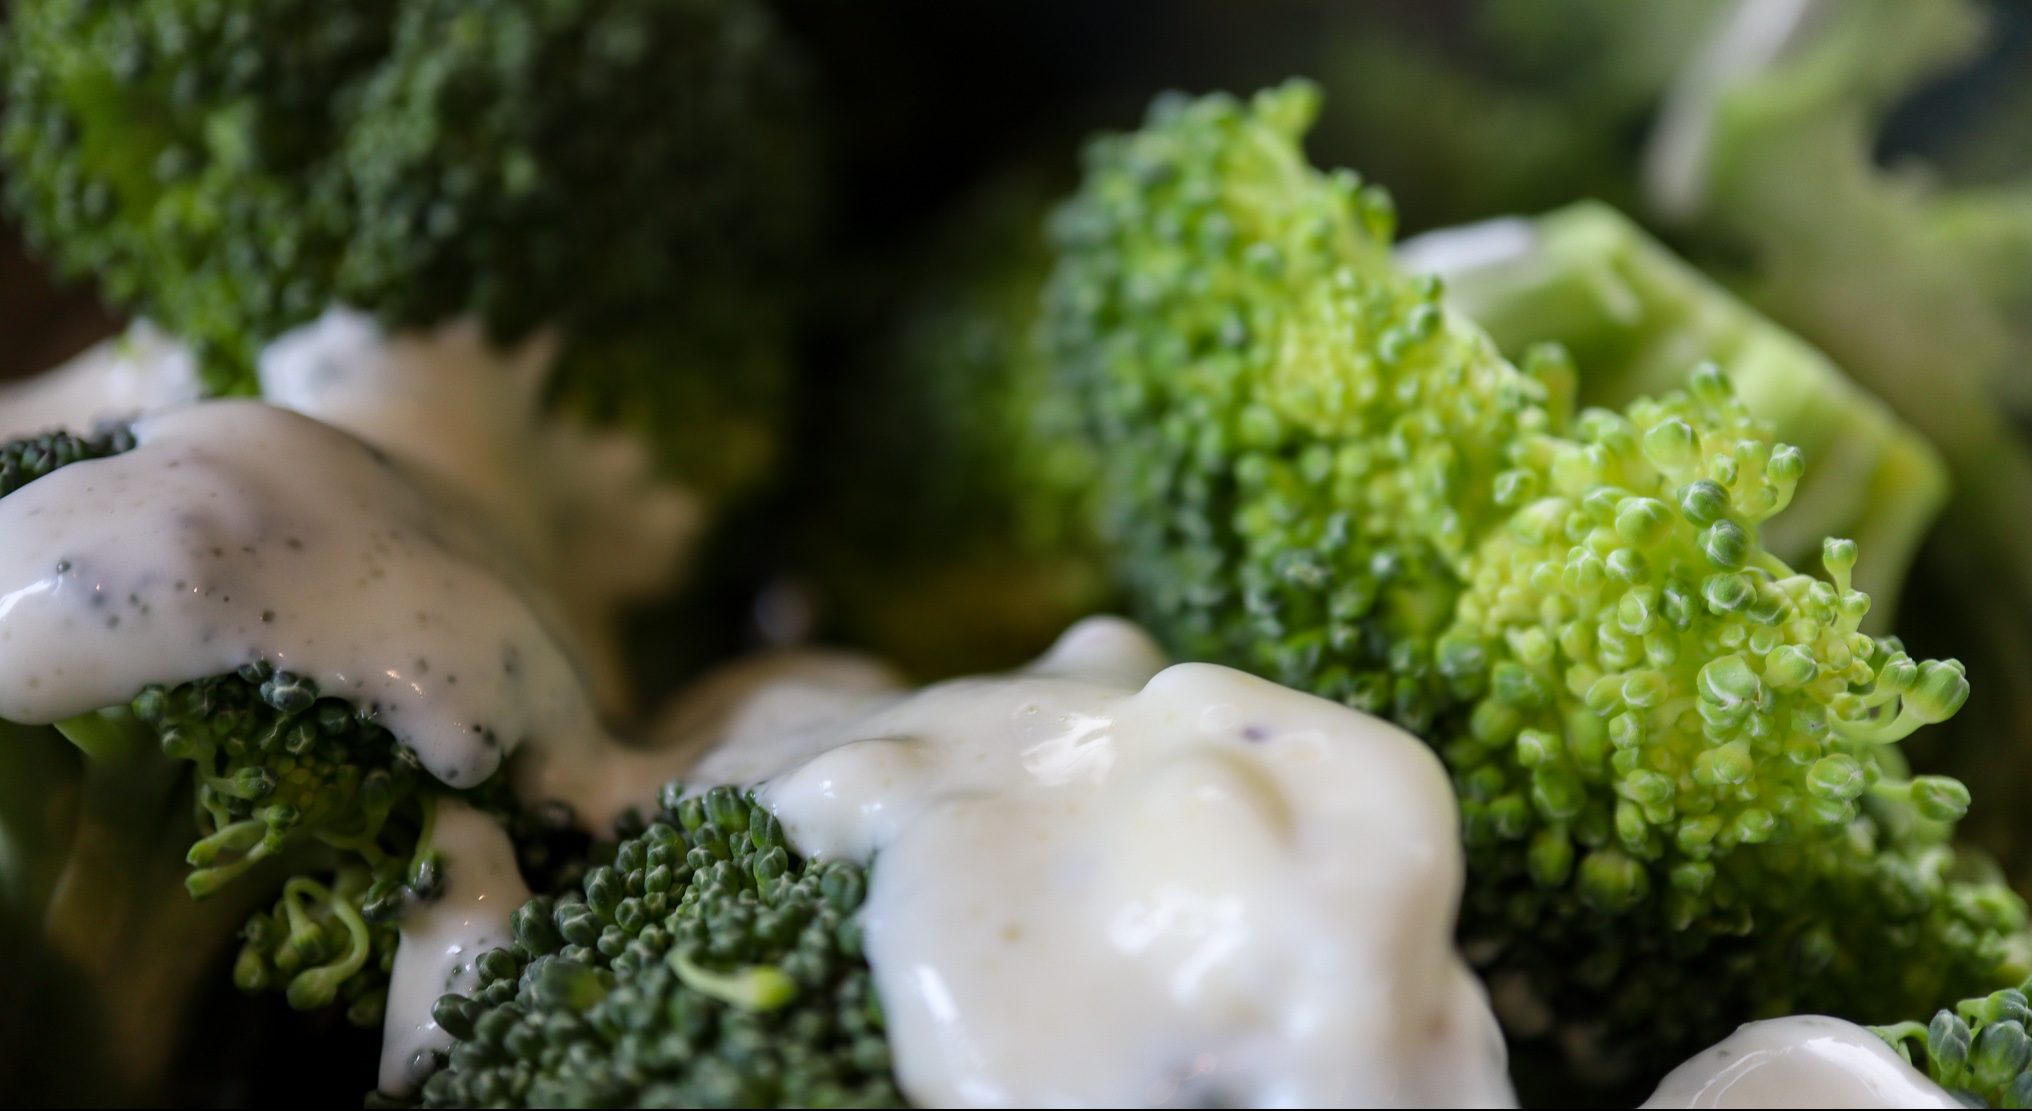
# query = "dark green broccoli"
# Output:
<box><xmin>1041</xmin><ymin>79</ymin><xmax>2026</xmax><ymax>1085</ymax></box>
<box><xmin>0</xmin><ymin>422</ymin><xmax>134</xmax><ymax>495</ymax></box>
<box><xmin>1307</xmin><ymin>0</ymin><xmax>1726</xmax><ymax>233</ymax></box>
<box><xmin>0</xmin><ymin>0</ymin><xmax>812</xmax><ymax>391</ymax></box>
<box><xmin>413</xmin><ymin>784</ymin><xmax>900</xmax><ymax>1109</ymax></box>
<box><xmin>798</xmin><ymin>177</ymin><xmax>1107</xmax><ymax>678</ymax></box>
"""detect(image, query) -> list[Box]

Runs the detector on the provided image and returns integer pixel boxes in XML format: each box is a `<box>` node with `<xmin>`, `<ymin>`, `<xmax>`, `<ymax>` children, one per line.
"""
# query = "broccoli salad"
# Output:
<box><xmin>3</xmin><ymin>0</ymin><xmax>2031</xmax><ymax>1107</ymax></box>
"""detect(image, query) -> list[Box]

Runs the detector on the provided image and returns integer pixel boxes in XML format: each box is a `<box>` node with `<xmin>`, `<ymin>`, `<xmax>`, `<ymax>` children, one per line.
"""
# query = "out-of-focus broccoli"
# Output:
<box><xmin>1399</xmin><ymin>201</ymin><xmax>1948</xmax><ymax>614</ymax></box>
<box><xmin>797</xmin><ymin>179</ymin><xmax>1108</xmax><ymax>678</ymax></box>
<box><xmin>1308</xmin><ymin>0</ymin><xmax>1727</xmax><ymax>233</ymax></box>
<box><xmin>1043</xmin><ymin>80</ymin><xmax>2025</xmax><ymax>1084</ymax></box>
<box><xmin>0</xmin><ymin>0</ymin><xmax>812</xmax><ymax>386</ymax></box>
<box><xmin>412</xmin><ymin>784</ymin><xmax>899</xmax><ymax>1108</ymax></box>
<box><xmin>0</xmin><ymin>0</ymin><xmax>810</xmax><ymax>511</ymax></box>
<box><xmin>1647</xmin><ymin>0</ymin><xmax>2032</xmax><ymax>480</ymax></box>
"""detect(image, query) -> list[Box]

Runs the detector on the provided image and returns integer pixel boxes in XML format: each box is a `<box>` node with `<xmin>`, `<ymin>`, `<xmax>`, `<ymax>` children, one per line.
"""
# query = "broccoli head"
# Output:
<box><xmin>1043</xmin><ymin>79</ymin><xmax>2026</xmax><ymax>1083</ymax></box>
<box><xmin>0</xmin><ymin>0</ymin><xmax>814</xmax><ymax>396</ymax></box>
<box><xmin>413</xmin><ymin>784</ymin><xmax>899</xmax><ymax>1108</ymax></box>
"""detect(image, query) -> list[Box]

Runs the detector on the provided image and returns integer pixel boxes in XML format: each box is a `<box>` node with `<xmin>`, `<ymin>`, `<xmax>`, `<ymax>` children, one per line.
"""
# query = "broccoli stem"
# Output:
<box><xmin>5</xmin><ymin>712</ymin><xmax>273</xmax><ymax>1103</ymax></box>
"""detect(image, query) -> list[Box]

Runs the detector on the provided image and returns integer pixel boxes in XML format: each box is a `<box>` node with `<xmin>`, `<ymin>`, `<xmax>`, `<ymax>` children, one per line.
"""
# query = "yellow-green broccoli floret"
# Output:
<box><xmin>1044</xmin><ymin>79</ymin><xmax>2026</xmax><ymax>1082</ymax></box>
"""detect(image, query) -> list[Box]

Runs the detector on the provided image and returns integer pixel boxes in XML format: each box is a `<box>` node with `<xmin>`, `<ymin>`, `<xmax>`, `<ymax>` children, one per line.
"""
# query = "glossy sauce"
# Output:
<box><xmin>1643</xmin><ymin>1017</ymin><xmax>1961</xmax><ymax>1109</ymax></box>
<box><xmin>379</xmin><ymin>800</ymin><xmax>531</xmax><ymax>1096</ymax></box>
<box><xmin>0</xmin><ymin>401</ymin><xmax>602</xmax><ymax>790</ymax></box>
<box><xmin>691</xmin><ymin>617</ymin><xmax>1516</xmax><ymax>1108</ymax></box>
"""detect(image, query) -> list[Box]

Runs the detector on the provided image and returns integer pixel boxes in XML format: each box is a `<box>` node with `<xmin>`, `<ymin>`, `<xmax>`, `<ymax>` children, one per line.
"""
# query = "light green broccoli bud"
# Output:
<box><xmin>1399</xmin><ymin>201</ymin><xmax>1948</xmax><ymax>614</ymax></box>
<box><xmin>1045</xmin><ymin>79</ymin><xmax>2026</xmax><ymax>1085</ymax></box>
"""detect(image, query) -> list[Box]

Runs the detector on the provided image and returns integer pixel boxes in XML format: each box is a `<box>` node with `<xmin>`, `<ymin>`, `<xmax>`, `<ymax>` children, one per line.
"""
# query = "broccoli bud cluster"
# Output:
<box><xmin>415</xmin><ymin>784</ymin><xmax>900</xmax><ymax>1109</ymax></box>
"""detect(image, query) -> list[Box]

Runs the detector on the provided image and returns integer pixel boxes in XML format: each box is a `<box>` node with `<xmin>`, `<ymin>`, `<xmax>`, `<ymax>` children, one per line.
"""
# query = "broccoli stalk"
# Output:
<box><xmin>1307</xmin><ymin>0</ymin><xmax>1728</xmax><ymax>232</ymax></box>
<box><xmin>1042</xmin><ymin>80</ymin><xmax>2026</xmax><ymax>1084</ymax></box>
<box><xmin>0</xmin><ymin>713</ymin><xmax>274</xmax><ymax>1104</ymax></box>
<box><xmin>1398</xmin><ymin>201</ymin><xmax>1948</xmax><ymax>615</ymax></box>
<box><xmin>413</xmin><ymin>784</ymin><xmax>898</xmax><ymax>1108</ymax></box>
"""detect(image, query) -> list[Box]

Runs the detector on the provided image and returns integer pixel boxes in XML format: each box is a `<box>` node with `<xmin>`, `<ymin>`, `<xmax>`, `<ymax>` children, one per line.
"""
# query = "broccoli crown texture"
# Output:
<box><xmin>0</xmin><ymin>422</ymin><xmax>135</xmax><ymax>496</ymax></box>
<box><xmin>1044</xmin><ymin>79</ymin><xmax>2026</xmax><ymax>1079</ymax></box>
<box><xmin>0</xmin><ymin>0</ymin><xmax>812</xmax><ymax>391</ymax></box>
<box><xmin>134</xmin><ymin>663</ymin><xmax>436</xmax><ymax>1024</ymax></box>
<box><xmin>415</xmin><ymin>784</ymin><xmax>900</xmax><ymax>1109</ymax></box>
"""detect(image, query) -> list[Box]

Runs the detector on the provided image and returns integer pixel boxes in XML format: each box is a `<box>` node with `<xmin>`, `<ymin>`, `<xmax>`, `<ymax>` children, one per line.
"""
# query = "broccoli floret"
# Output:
<box><xmin>0</xmin><ymin>0</ymin><xmax>811</xmax><ymax>388</ymax></box>
<box><xmin>799</xmin><ymin>178</ymin><xmax>1108</xmax><ymax>677</ymax></box>
<box><xmin>0</xmin><ymin>422</ymin><xmax>590</xmax><ymax>1045</ymax></box>
<box><xmin>1400</xmin><ymin>201</ymin><xmax>1949</xmax><ymax>615</ymax></box>
<box><xmin>0</xmin><ymin>426</ymin><xmax>426</xmax><ymax>1026</ymax></box>
<box><xmin>1646</xmin><ymin>0</ymin><xmax>2032</xmax><ymax>883</ymax></box>
<box><xmin>1875</xmin><ymin>979</ymin><xmax>2032</xmax><ymax>1108</ymax></box>
<box><xmin>1043</xmin><ymin>79</ymin><xmax>2026</xmax><ymax>1083</ymax></box>
<box><xmin>133</xmin><ymin>665</ymin><xmax>441</xmax><ymax>1023</ymax></box>
<box><xmin>413</xmin><ymin>784</ymin><xmax>900</xmax><ymax>1109</ymax></box>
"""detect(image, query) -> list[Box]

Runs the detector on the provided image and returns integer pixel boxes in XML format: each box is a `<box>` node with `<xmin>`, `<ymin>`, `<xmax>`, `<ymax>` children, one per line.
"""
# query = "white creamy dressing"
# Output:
<box><xmin>685</xmin><ymin>616</ymin><xmax>1515</xmax><ymax>1109</ymax></box>
<box><xmin>259</xmin><ymin>308</ymin><xmax>697</xmax><ymax>712</ymax></box>
<box><xmin>6</xmin><ymin>323</ymin><xmax>1520</xmax><ymax>1105</ymax></box>
<box><xmin>0</xmin><ymin>322</ymin><xmax>201</xmax><ymax>440</ymax></box>
<box><xmin>379</xmin><ymin>800</ymin><xmax>532</xmax><ymax>1097</ymax></box>
<box><xmin>1642</xmin><ymin>1017</ymin><xmax>1962</xmax><ymax>1108</ymax></box>
<box><xmin>0</xmin><ymin>400</ymin><xmax>606</xmax><ymax>791</ymax></box>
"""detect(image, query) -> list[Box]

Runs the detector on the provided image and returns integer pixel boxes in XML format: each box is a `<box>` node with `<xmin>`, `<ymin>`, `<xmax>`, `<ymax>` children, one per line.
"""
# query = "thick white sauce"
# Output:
<box><xmin>1642</xmin><ymin>1017</ymin><xmax>1961</xmax><ymax>1109</ymax></box>
<box><xmin>688</xmin><ymin>617</ymin><xmax>1516</xmax><ymax>1109</ymax></box>
<box><xmin>379</xmin><ymin>800</ymin><xmax>532</xmax><ymax>1097</ymax></box>
<box><xmin>260</xmin><ymin>308</ymin><xmax>696</xmax><ymax>712</ymax></box>
<box><xmin>0</xmin><ymin>400</ymin><xmax>604</xmax><ymax>791</ymax></box>
<box><xmin>0</xmin><ymin>322</ymin><xmax>200</xmax><ymax>440</ymax></box>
